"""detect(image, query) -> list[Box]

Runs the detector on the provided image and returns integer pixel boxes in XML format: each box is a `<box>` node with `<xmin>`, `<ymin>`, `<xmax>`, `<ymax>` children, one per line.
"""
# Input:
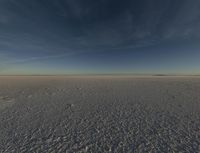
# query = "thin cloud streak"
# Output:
<box><xmin>1</xmin><ymin>52</ymin><xmax>78</xmax><ymax>65</ymax></box>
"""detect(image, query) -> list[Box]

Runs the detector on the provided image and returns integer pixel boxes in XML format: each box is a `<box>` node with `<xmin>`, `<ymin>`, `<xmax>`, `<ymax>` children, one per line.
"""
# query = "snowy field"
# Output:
<box><xmin>0</xmin><ymin>76</ymin><xmax>200</xmax><ymax>153</ymax></box>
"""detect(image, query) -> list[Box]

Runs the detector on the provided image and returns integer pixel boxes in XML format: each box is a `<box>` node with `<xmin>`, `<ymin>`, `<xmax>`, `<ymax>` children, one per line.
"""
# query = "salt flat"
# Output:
<box><xmin>0</xmin><ymin>76</ymin><xmax>200</xmax><ymax>153</ymax></box>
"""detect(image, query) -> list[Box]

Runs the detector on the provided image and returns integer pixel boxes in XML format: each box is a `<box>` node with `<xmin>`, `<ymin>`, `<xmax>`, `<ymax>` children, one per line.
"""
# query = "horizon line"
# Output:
<box><xmin>0</xmin><ymin>73</ymin><xmax>200</xmax><ymax>77</ymax></box>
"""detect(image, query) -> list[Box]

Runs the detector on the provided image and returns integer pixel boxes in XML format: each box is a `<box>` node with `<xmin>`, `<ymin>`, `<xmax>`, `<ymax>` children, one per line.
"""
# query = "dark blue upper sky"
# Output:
<box><xmin>0</xmin><ymin>0</ymin><xmax>200</xmax><ymax>75</ymax></box>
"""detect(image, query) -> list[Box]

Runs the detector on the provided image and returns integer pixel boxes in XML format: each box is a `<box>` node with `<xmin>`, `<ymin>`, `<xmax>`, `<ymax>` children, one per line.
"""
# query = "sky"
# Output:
<box><xmin>0</xmin><ymin>0</ymin><xmax>200</xmax><ymax>75</ymax></box>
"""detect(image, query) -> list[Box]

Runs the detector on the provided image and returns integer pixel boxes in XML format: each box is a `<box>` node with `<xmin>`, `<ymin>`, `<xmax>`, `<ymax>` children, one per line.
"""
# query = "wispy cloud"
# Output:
<box><xmin>1</xmin><ymin>52</ymin><xmax>79</xmax><ymax>66</ymax></box>
<box><xmin>0</xmin><ymin>52</ymin><xmax>79</xmax><ymax>74</ymax></box>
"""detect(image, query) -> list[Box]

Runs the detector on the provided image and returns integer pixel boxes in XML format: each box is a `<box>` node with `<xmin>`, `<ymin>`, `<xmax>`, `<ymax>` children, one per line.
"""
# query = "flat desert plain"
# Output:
<box><xmin>0</xmin><ymin>76</ymin><xmax>200</xmax><ymax>153</ymax></box>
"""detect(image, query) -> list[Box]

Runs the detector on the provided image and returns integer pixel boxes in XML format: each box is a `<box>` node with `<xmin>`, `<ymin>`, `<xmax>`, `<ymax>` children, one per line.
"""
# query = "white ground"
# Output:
<box><xmin>0</xmin><ymin>76</ymin><xmax>200</xmax><ymax>153</ymax></box>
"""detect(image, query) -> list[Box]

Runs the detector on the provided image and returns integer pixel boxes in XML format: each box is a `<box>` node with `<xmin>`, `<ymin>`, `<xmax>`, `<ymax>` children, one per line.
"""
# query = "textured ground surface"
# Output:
<box><xmin>0</xmin><ymin>76</ymin><xmax>200</xmax><ymax>153</ymax></box>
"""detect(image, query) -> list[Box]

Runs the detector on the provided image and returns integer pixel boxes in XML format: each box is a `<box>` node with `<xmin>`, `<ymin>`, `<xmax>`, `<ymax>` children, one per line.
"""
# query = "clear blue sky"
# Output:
<box><xmin>0</xmin><ymin>0</ymin><xmax>200</xmax><ymax>75</ymax></box>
